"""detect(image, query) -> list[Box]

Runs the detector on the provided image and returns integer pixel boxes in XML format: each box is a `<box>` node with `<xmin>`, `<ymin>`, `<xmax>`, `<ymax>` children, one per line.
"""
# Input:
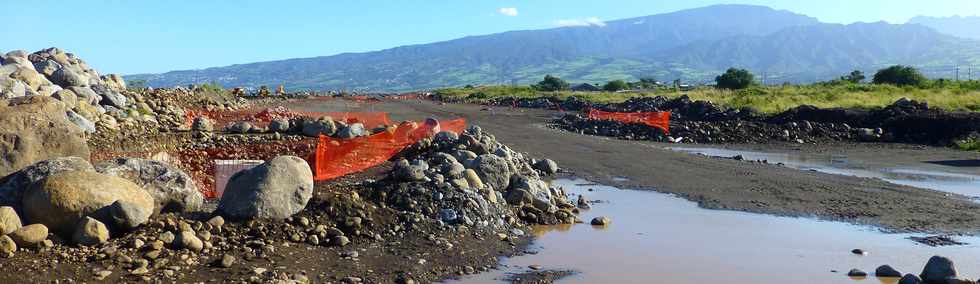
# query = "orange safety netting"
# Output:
<box><xmin>588</xmin><ymin>109</ymin><xmax>671</xmax><ymax>133</ymax></box>
<box><xmin>312</xmin><ymin>118</ymin><xmax>466</xmax><ymax>181</ymax></box>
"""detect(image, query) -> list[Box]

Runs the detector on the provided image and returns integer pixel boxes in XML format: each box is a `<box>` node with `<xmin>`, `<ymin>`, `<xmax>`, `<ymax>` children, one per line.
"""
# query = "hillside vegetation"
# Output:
<box><xmin>436</xmin><ymin>82</ymin><xmax>980</xmax><ymax>114</ymax></box>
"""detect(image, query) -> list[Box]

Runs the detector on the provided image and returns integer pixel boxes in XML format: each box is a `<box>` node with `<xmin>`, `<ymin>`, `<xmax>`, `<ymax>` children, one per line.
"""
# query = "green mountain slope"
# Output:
<box><xmin>126</xmin><ymin>5</ymin><xmax>980</xmax><ymax>91</ymax></box>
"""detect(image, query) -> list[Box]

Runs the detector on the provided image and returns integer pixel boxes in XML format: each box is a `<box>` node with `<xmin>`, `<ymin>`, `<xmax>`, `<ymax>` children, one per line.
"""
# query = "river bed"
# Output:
<box><xmin>451</xmin><ymin>178</ymin><xmax>980</xmax><ymax>284</ymax></box>
<box><xmin>669</xmin><ymin>146</ymin><xmax>980</xmax><ymax>198</ymax></box>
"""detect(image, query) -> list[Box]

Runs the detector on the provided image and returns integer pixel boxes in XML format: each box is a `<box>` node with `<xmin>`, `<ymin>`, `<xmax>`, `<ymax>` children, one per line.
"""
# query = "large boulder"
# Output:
<box><xmin>467</xmin><ymin>154</ymin><xmax>513</xmax><ymax>191</ymax></box>
<box><xmin>101</xmin><ymin>74</ymin><xmax>126</xmax><ymax>91</ymax></box>
<box><xmin>533</xmin><ymin>159</ymin><xmax>559</xmax><ymax>175</ymax></box>
<box><xmin>93</xmin><ymin>85</ymin><xmax>126</xmax><ymax>108</ymax></box>
<box><xmin>269</xmin><ymin>119</ymin><xmax>290</xmax><ymax>132</ymax></box>
<box><xmin>301</xmin><ymin>117</ymin><xmax>337</xmax><ymax>137</ymax></box>
<box><xmin>509</xmin><ymin>175</ymin><xmax>552</xmax><ymax>203</ymax></box>
<box><xmin>68</xmin><ymin>86</ymin><xmax>99</xmax><ymax>105</ymax></box>
<box><xmin>217</xmin><ymin>156</ymin><xmax>314</xmax><ymax>220</ymax></box>
<box><xmin>0</xmin><ymin>156</ymin><xmax>94</xmax><ymax>209</ymax></box>
<box><xmin>51</xmin><ymin>89</ymin><xmax>78</xmax><ymax>109</ymax></box>
<box><xmin>66</xmin><ymin>110</ymin><xmax>96</xmax><ymax>133</ymax></box>
<box><xmin>0</xmin><ymin>77</ymin><xmax>28</xmax><ymax>99</ymax></box>
<box><xmin>920</xmin><ymin>255</ymin><xmax>957</xmax><ymax>283</ymax></box>
<box><xmin>50</xmin><ymin>67</ymin><xmax>87</xmax><ymax>87</ymax></box>
<box><xmin>108</xmin><ymin>199</ymin><xmax>151</xmax><ymax>231</ymax></box>
<box><xmin>9</xmin><ymin>223</ymin><xmax>47</xmax><ymax>247</ymax></box>
<box><xmin>336</xmin><ymin>123</ymin><xmax>366</xmax><ymax>139</ymax></box>
<box><xmin>0</xmin><ymin>96</ymin><xmax>90</xmax><ymax>177</ymax></box>
<box><xmin>0</xmin><ymin>206</ymin><xmax>22</xmax><ymax>235</ymax></box>
<box><xmin>9</xmin><ymin>66</ymin><xmax>46</xmax><ymax>91</ymax></box>
<box><xmin>21</xmin><ymin>171</ymin><xmax>155</xmax><ymax>235</ymax></box>
<box><xmin>227</xmin><ymin>121</ymin><xmax>253</xmax><ymax>134</ymax></box>
<box><xmin>33</xmin><ymin>59</ymin><xmax>62</xmax><ymax>77</ymax></box>
<box><xmin>95</xmin><ymin>158</ymin><xmax>203</xmax><ymax>213</ymax></box>
<box><xmin>191</xmin><ymin>117</ymin><xmax>214</xmax><ymax>132</ymax></box>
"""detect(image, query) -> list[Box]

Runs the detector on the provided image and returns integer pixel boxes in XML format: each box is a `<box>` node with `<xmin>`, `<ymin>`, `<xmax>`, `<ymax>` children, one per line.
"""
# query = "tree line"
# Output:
<box><xmin>530</xmin><ymin>65</ymin><xmax>942</xmax><ymax>92</ymax></box>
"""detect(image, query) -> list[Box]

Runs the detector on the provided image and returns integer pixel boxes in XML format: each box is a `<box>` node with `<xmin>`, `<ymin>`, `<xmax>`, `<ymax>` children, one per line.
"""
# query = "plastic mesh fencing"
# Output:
<box><xmin>100</xmin><ymin>115</ymin><xmax>465</xmax><ymax>197</ymax></box>
<box><xmin>93</xmin><ymin>138</ymin><xmax>318</xmax><ymax>199</ymax></box>
<box><xmin>213</xmin><ymin>160</ymin><xmax>264</xmax><ymax>198</ymax></box>
<box><xmin>312</xmin><ymin>118</ymin><xmax>466</xmax><ymax>181</ymax></box>
<box><xmin>588</xmin><ymin>109</ymin><xmax>671</xmax><ymax>133</ymax></box>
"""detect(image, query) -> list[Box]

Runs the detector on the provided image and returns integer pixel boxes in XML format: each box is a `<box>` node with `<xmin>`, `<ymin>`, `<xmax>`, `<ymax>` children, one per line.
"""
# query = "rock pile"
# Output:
<box><xmin>380</xmin><ymin>125</ymin><xmax>578</xmax><ymax>227</ymax></box>
<box><xmin>1</xmin><ymin>48</ymin><xmax>131</xmax><ymax>133</ymax></box>
<box><xmin>848</xmin><ymin>255</ymin><xmax>977</xmax><ymax>283</ymax></box>
<box><xmin>551</xmin><ymin>96</ymin><xmax>980</xmax><ymax>146</ymax></box>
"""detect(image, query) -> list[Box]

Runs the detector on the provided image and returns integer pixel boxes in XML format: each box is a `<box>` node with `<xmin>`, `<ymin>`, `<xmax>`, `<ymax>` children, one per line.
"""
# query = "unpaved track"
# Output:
<box><xmin>290</xmin><ymin>99</ymin><xmax>980</xmax><ymax>234</ymax></box>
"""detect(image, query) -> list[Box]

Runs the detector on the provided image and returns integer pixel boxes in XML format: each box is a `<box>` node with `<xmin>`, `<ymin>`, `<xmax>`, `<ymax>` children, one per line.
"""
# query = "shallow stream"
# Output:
<box><xmin>452</xmin><ymin>179</ymin><xmax>980</xmax><ymax>284</ymax></box>
<box><xmin>669</xmin><ymin>147</ymin><xmax>980</xmax><ymax>198</ymax></box>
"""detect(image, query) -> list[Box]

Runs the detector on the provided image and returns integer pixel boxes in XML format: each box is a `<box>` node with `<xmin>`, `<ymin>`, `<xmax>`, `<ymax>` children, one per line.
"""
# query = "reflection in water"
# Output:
<box><xmin>669</xmin><ymin>147</ymin><xmax>980</xmax><ymax>198</ymax></box>
<box><xmin>450</xmin><ymin>179</ymin><xmax>980</xmax><ymax>284</ymax></box>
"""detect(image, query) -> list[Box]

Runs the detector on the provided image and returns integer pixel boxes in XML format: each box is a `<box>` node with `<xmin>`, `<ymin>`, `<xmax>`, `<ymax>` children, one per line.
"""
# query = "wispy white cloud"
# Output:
<box><xmin>497</xmin><ymin>7</ymin><xmax>518</xmax><ymax>17</ymax></box>
<box><xmin>554</xmin><ymin>17</ymin><xmax>606</xmax><ymax>27</ymax></box>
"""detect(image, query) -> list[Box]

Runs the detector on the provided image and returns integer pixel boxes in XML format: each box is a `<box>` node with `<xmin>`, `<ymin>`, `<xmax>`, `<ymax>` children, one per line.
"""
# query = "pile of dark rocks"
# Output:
<box><xmin>549</xmin><ymin>94</ymin><xmax>980</xmax><ymax>146</ymax></box>
<box><xmin>847</xmin><ymin>255</ymin><xmax>975</xmax><ymax>284</ymax></box>
<box><xmin>378</xmin><ymin>124</ymin><xmax>577</xmax><ymax>227</ymax></box>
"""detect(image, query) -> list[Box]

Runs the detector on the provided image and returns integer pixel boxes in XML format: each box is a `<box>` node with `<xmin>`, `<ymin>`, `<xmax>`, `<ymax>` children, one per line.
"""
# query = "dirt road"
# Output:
<box><xmin>291</xmin><ymin>99</ymin><xmax>980</xmax><ymax>234</ymax></box>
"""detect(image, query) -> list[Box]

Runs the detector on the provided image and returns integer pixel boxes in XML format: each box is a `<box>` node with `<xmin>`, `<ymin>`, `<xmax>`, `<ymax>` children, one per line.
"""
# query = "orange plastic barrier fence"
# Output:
<box><xmin>588</xmin><ymin>109</ymin><xmax>671</xmax><ymax>133</ymax></box>
<box><xmin>312</xmin><ymin>118</ymin><xmax>466</xmax><ymax>181</ymax></box>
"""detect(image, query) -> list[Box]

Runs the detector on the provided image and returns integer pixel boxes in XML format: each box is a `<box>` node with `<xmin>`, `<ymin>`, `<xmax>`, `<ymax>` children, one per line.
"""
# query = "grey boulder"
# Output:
<box><xmin>467</xmin><ymin>154</ymin><xmax>513</xmax><ymax>191</ymax></box>
<box><xmin>95</xmin><ymin>157</ymin><xmax>203</xmax><ymax>213</ymax></box>
<box><xmin>0</xmin><ymin>156</ymin><xmax>94</xmax><ymax>209</ymax></box>
<box><xmin>66</xmin><ymin>110</ymin><xmax>96</xmax><ymax>133</ymax></box>
<box><xmin>533</xmin><ymin>159</ymin><xmax>559</xmax><ymax>174</ymax></box>
<box><xmin>336</xmin><ymin>123</ymin><xmax>366</xmax><ymax>139</ymax></box>
<box><xmin>217</xmin><ymin>156</ymin><xmax>313</xmax><ymax>220</ymax></box>
<box><xmin>108</xmin><ymin>199</ymin><xmax>152</xmax><ymax>231</ymax></box>
<box><xmin>301</xmin><ymin>117</ymin><xmax>337</xmax><ymax>137</ymax></box>
<box><xmin>920</xmin><ymin>255</ymin><xmax>957</xmax><ymax>283</ymax></box>
<box><xmin>269</xmin><ymin>119</ymin><xmax>290</xmax><ymax>132</ymax></box>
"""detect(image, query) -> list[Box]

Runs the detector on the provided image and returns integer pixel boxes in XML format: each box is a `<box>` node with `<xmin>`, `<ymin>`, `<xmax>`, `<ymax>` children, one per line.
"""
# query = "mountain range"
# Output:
<box><xmin>909</xmin><ymin>15</ymin><xmax>980</xmax><ymax>40</ymax></box>
<box><xmin>127</xmin><ymin>4</ymin><xmax>980</xmax><ymax>91</ymax></box>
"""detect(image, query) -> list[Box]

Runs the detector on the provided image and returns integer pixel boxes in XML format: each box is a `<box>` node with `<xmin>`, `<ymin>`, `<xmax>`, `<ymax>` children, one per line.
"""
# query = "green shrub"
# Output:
<box><xmin>715</xmin><ymin>68</ymin><xmax>755</xmax><ymax>90</ymax></box>
<box><xmin>602</xmin><ymin>80</ymin><xmax>630</xmax><ymax>91</ymax></box>
<box><xmin>956</xmin><ymin>137</ymin><xmax>980</xmax><ymax>152</ymax></box>
<box><xmin>873</xmin><ymin>65</ymin><xmax>927</xmax><ymax>86</ymax></box>
<box><xmin>532</xmin><ymin>75</ymin><xmax>570</xmax><ymax>91</ymax></box>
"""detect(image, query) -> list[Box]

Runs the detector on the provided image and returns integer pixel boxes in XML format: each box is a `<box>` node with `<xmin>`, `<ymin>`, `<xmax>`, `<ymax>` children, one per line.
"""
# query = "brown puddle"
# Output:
<box><xmin>449</xmin><ymin>179</ymin><xmax>980</xmax><ymax>284</ymax></box>
<box><xmin>669</xmin><ymin>147</ymin><xmax>980</xmax><ymax>199</ymax></box>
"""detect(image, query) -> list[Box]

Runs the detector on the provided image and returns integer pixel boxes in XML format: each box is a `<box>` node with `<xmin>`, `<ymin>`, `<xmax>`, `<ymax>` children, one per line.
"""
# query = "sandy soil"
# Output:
<box><xmin>290</xmin><ymin>99</ymin><xmax>980</xmax><ymax>234</ymax></box>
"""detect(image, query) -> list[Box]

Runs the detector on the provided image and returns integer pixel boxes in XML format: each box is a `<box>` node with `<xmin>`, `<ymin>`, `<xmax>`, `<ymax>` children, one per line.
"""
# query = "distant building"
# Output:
<box><xmin>570</xmin><ymin>83</ymin><xmax>601</xmax><ymax>92</ymax></box>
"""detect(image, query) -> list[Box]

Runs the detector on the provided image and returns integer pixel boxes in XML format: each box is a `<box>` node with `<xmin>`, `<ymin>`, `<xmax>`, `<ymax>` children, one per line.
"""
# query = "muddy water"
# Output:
<box><xmin>453</xmin><ymin>179</ymin><xmax>980</xmax><ymax>284</ymax></box>
<box><xmin>669</xmin><ymin>147</ymin><xmax>980</xmax><ymax>198</ymax></box>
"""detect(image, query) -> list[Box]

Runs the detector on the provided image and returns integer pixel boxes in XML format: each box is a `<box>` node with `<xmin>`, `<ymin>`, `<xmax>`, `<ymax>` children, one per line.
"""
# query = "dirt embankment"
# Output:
<box><xmin>478</xmin><ymin>95</ymin><xmax>980</xmax><ymax>146</ymax></box>
<box><xmin>293</xmin><ymin>99</ymin><xmax>980</xmax><ymax>234</ymax></box>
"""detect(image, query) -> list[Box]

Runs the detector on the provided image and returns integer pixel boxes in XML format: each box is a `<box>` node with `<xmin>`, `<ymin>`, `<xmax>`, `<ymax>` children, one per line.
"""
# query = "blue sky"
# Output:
<box><xmin>3</xmin><ymin>0</ymin><xmax>978</xmax><ymax>74</ymax></box>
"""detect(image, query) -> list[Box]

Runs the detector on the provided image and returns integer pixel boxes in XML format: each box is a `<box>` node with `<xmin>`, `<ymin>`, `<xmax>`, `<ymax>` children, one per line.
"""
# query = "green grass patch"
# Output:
<box><xmin>436</xmin><ymin>82</ymin><xmax>980</xmax><ymax>114</ymax></box>
<box><xmin>956</xmin><ymin>137</ymin><xmax>980</xmax><ymax>152</ymax></box>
